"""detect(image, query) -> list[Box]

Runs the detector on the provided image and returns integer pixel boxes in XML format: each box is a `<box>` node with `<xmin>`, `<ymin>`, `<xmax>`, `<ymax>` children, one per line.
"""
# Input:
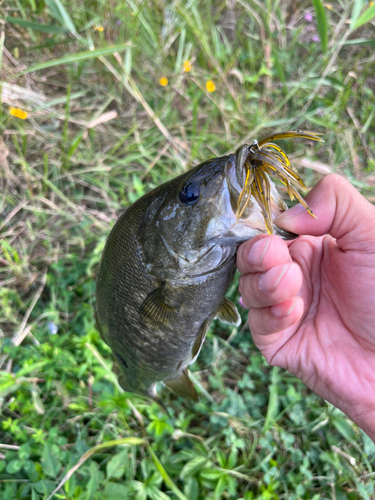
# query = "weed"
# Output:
<box><xmin>1</xmin><ymin>1</ymin><xmax>375</xmax><ymax>499</ymax></box>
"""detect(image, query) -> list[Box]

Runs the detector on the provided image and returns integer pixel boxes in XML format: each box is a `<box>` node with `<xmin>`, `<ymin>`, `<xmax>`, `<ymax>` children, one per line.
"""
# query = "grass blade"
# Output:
<box><xmin>312</xmin><ymin>0</ymin><xmax>328</xmax><ymax>53</ymax></box>
<box><xmin>148</xmin><ymin>446</ymin><xmax>189</xmax><ymax>500</ymax></box>
<box><xmin>124</xmin><ymin>46</ymin><xmax>132</xmax><ymax>77</ymax></box>
<box><xmin>174</xmin><ymin>28</ymin><xmax>186</xmax><ymax>74</ymax></box>
<box><xmin>263</xmin><ymin>366</ymin><xmax>279</xmax><ymax>432</ymax></box>
<box><xmin>0</xmin><ymin>29</ymin><xmax>4</xmax><ymax>73</ymax></box>
<box><xmin>272</xmin><ymin>46</ymin><xmax>286</xmax><ymax>94</ymax></box>
<box><xmin>17</xmin><ymin>43</ymin><xmax>131</xmax><ymax>76</ymax></box>
<box><xmin>6</xmin><ymin>17</ymin><xmax>68</xmax><ymax>34</ymax></box>
<box><xmin>46</xmin><ymin>438</ymin><xmax>146</xmax><ymax>500</ymax></box>
<box><xmin>343</xmin><ymin>38</ymin><xmax>375</xmax><ymax>46</ymax></box>
<box><xmin>352</xmin><ymin>4</ymin><xmax>375</xmax><ymax>30</ymax></box>
<box><xmin>350</xmin><ymin>0</ymin><xmax>364</xmax><ymax>29</ymax></box>
<box><xmin>52</xmin><ymin>0</ymin><xmax>77</xmax><ymax>34</ymax></box>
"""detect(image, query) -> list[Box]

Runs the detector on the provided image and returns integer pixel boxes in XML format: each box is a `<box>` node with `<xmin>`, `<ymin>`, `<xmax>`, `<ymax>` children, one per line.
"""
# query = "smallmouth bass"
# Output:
<box><xmin>95</xmin><ymin>130</ymin><xmax>323</xmax><ymax>403</ymax></box>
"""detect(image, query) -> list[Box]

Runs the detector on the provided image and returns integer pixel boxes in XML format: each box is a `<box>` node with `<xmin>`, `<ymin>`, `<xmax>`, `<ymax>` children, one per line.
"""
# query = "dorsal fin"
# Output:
<box><xmin>164</xmin><ymin>369</ymin><xmax>199</xmax><ymax>402</ymax></box>
<box><xmin>140</xmin><ymin>286</ymin><xmax>179</xmax><ymax>327</ymax></box>
<box><xmin>215</xmin><ymin>298</ymin><xmax>241</xmax><ymax>326</ymax></box>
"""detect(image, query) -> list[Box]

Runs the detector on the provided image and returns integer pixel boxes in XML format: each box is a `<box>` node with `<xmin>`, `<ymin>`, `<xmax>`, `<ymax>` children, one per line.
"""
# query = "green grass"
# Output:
<box><xmin>1</xmin><ymin>0</ymin><xmax>375</xmax><ymax>499</ymax></box>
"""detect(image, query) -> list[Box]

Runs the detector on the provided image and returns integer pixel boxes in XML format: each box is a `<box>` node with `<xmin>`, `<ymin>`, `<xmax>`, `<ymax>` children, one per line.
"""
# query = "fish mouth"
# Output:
<box><xmin>225</xmin><ymin>130</ymin><xmax>324</xmax><ymax>236</ymax></box>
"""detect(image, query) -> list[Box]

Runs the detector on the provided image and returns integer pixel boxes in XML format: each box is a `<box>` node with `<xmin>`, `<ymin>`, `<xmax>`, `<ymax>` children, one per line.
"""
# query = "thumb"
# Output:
<box><xmin>274</xmin><ymin>174</ymin><xmax>375</xmax><ymax>252</ymax></box>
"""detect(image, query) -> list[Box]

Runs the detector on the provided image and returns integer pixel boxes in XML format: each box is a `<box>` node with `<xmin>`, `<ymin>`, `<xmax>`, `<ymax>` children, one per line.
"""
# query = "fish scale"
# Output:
<box><xmin>95</xmin><ymin>179</ymin><xmax>237</xmax><ymax>400</ymax></box>
<box><xmin>95</xmin><ymin>130</ymin><xmax>323</xmax><ymax>403</ymax></box>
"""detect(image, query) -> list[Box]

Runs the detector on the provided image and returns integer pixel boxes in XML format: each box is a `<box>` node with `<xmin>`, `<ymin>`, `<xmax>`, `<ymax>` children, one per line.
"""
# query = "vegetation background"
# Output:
<box><xmin>1</xmin><ymin>0</ymin><xmax>375</xmax><ymax>498</ymax></box>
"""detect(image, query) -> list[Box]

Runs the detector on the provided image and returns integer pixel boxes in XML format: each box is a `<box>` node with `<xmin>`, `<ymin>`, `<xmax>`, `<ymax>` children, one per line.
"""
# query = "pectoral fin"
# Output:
<box><xmin>215</xmin><ymin>298</ymin><xmax>241</xmax><ymax>326</ymax></box>
<box><xmin>140</xmin><ymin>286</ymin><xmax>179</xmax><ymax>327</ymax></box>
<box><xmin>164</xmin><ymin>369</ymin><xmax>199</xmax><ymax>402</ymax></box>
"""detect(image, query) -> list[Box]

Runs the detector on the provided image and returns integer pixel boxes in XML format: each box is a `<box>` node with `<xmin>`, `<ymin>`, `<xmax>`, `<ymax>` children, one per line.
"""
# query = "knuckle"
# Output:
<box><xmin>321</xmin><ymin>173</ymin><xmax>346</xmax><ymax>190</ymax></box>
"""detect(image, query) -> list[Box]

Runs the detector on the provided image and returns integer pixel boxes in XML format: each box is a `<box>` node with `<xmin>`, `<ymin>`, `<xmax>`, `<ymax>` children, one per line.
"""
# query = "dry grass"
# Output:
<box><xmin>1</xmin><ymin>1</ymin><xmax>375</xmax><ymax>499</ymax></box>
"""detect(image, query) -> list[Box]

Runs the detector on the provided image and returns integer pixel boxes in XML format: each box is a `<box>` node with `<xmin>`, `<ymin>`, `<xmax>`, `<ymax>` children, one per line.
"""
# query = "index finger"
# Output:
<box><xmin>237</xmin><ymin>234</ymin><xmax>292</xmax><ymax>274</ymax></box>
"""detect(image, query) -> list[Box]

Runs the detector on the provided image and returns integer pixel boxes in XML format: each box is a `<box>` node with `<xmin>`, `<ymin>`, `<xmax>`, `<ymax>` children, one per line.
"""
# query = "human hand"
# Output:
<box><xmin>237</xmin><ymin>174</ymin><xmax>375</xmax><ymax>441</ymax></box>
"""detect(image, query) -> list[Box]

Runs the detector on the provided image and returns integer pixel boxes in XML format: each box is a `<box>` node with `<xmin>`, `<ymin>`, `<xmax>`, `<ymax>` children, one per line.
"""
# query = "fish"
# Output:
<box><xmin>95</xmin><ymin>130</ymin><xmax>323</xmax><ymax>403</ymax></box>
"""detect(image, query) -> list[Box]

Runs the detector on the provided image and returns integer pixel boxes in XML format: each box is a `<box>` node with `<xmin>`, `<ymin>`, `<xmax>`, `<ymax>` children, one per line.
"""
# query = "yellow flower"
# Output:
<box><xmin>94</xmin><ymin>26</ymin><xmax>104</xmax><ymax>31</ymax></box>
<box><xmin>9</xmin><ymin>107</ymin><xmax>28</xmax><ymax>120</ymax></box>
<box><xmin>206</xmin><ymin>80</ymin><xmax>215</xmax><ymax>92</ymax></box>
<box><xmin>159</xmin><ymin>77</ymin><xmax>168</xmax><ymax>87</ymax></box>
<box><xmin>183</xmin><ymin>60</ymin><xmax>192</xmax><ymax>72</ymax></box>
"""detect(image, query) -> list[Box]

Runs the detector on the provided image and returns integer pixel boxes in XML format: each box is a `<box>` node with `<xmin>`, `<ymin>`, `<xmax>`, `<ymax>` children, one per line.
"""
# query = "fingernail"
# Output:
<box><xmin>275</xmin><ymin>203</ymin><xmax>306</xmax><ymax>222</ymax></box>
<box><xmin>248</xmin><ymin>238</ymin><xmax>270</xmax><ymax>265</ymax></box>
<box><xmin>259</xmin><ymin>264</ymin><xmax>288</xmax><ymax>293</ymax></box>
<box><xmin>239</xmin><ymin>296</ymin><xmax>248</xmax><ymax>309</ymax></box>
<box><xmin>271</xmin><ymin>298</ymin><xmax>297</xmax><ymax>317</ymax></box>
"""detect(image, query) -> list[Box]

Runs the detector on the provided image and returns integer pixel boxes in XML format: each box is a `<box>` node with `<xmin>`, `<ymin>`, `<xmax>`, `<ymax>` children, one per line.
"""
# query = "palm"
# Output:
<box><xmin>238</xmin><ymin>175</ymin><xmax>375</xmax><ymax>437</ymax></box>
<box><xmin>268</xmin><ymin>234</ymin><xmax>375</xmax><ymax>419</ymax></box>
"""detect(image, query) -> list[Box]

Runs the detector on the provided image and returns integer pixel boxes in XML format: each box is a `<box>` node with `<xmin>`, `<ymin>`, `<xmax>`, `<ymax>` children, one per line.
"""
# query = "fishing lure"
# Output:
<box><xmin>235</xmin><ymin>130</ymin><xmax>324</xmax><ymax>234</ymax></box>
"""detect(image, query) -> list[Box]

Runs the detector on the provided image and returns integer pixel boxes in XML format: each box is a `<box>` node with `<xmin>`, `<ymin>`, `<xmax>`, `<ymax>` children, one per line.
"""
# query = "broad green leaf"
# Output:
<box><xmin>6</xmin><ymin>459</ymin><xmax>23</xmax><ymax>474</ymax></box>
<box><xmin>85</xmin><ymin>462</ymin><xmax>99</xmax><ymax>500</ymax></box>
<box><xmin>226</xmin><ymin>475</ymin><xmax>237</xmax><ymax>495</ymax></box>
<box><xmin>216</xmin><ymin>449</ymin><xmax>226</xmax><ymax>468</ymax></box>
<box><xmin>103</xmin><ymin>482</ymin><xmax>129</xmax><ymax>499</ymax></box>
<box><xmin>33</xmin><ymin>480</ymin><xmax>56</xmax><ymax>495</ymax></box>
<box><xmin>32</xmin><ymin>389</ymin><xmax>45</xmax><ymax>415</ymax></box>
<box><xmin>183</xmin><ymin>477</ymin><xmax>199</xmax><ymax>500</ymax></box>
<box><xmin>19</xmin><ymin>443</ymin><xmax>31</xmax><ymax>460</ymax></box>
<box><xmin>18</xmin><ymin>43</ymin><xmax>131</xmax><ymax>76</ymax></box>
<box><xmin>180</xmin><ymin>456</ymin><xmax>209</xmax><ymax>479</ymax></box>
<box><xmin>362</xmin><ymin>430</ymin><xmax>375</xmax><ymax>456</ymax></box>
<box><xmin>355</xmin><ymin>480</ymin><xmax>373</xmax><ymax>500</ymax></box>
<box><xmin>23</xmin><ymin>460</ymin><xmax>36</xmax><ymax>475</ymax></box>
<box><xmin>352</xmin><ymin>3</ymin><xmax>375</xmax><ymax>29</ymax></box>
<box><xmin>332</xmin><ymin>415</ymin><xmax>356</xmax><ymax>442</ymax></box>
<box><xmin>6</xmin><ymin>17</ymin><xmax>68</xmax><ymax>33</ymax></box>
<box><xmin>319</xmin><ymin>451</ymin><xmax>340</xmax><ymax>467</ymax></box>
<box><xmin>106</xmin><ymin>449</ymin><xmax>128</xmax><ymax>479</ymax></box>
<box><xmin>133</xmin><ymin>483</ymin><xmax>147</xmax><ymax>500</ymax></box>
<box><xmin>147</xmin><ymin>485</ymin><xmax>170</xmax><ymax>500</ymax></box>
<box><xmin>0</xmin><ymin>373</ymin><xmax>21</xmax><ymax>397</ymax></box>
<box><xmin>42</xmin><ymin>443</ymin><xmax>61</xmax><ymax>478</ymax></box>
<box><xmin>199</xmin><ymin>468</ymin><xmax>222</xmax><ymax>481</ymax></box>
<box><xmin>32</xmin><ymin>488</ymin><xmax>40</xmax><ymax>500</ymax></box>
<box><xmin>312</xmin><ymin>0</ymin><xmax>328</xmax><ymax>53</ymax></box>
<box><xmin>16</xmin><ymin>360</ymin><xmax>48</xmax><ymax>377</ymax></box>
<box><xmin>214</xmin><ymin>474</ymin><xmax>228</xmax><ymax>498</ymax></box>
<box><xmin>227</xmin><ymin>448</ymin><xmax>238</xmax><ymax>470</ymax></box>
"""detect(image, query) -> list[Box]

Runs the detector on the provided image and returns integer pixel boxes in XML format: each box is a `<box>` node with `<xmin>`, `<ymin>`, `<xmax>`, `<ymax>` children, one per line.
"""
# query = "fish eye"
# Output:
<box><xmin>179</xmin><ymin>182</ymin><xmax>200</xmax><ymax>205</ymax></box>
